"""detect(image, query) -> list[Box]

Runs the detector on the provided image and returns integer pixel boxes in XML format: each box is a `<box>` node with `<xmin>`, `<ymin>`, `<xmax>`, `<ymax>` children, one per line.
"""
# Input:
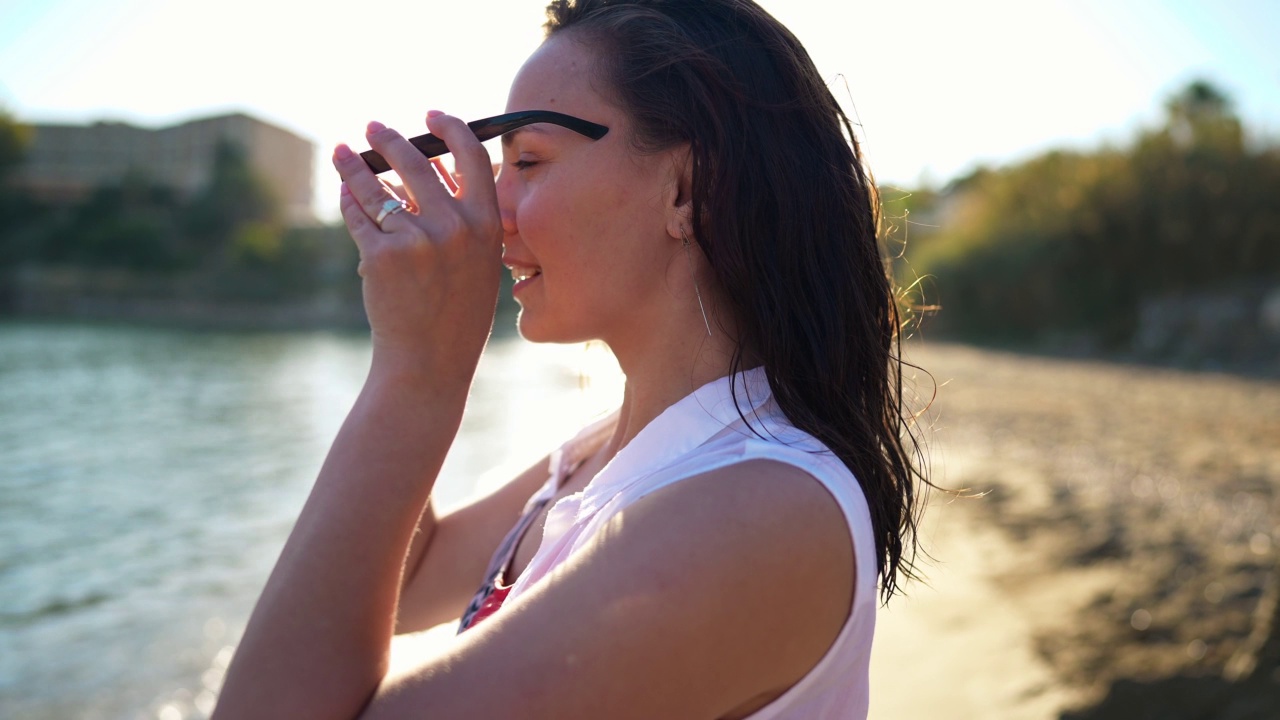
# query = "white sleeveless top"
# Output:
<box><xmin>506</xmin><ymin>368</ymin><xmax>878</xmax><ymax>719</ymax></box>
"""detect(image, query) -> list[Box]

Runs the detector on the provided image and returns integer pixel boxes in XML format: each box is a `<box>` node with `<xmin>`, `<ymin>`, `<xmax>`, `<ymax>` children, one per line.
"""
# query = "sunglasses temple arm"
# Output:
<box><xmin>358</xmin><ymin>135</ymin><xmax>444</xmax><ymax>175</ymax></box>
<box><xmin>358</xmin><ymin>117</ymin><xmax>519</xmax><ymax>175</ymax></box>
<box><xmin>356</xmin><ymin>113</ymin><xmax>610</xmax><ymax>175</ymax></box>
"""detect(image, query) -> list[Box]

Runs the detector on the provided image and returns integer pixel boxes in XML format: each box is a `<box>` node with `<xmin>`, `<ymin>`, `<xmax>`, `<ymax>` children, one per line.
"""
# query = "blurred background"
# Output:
<box><xmin>0</xmin><ymin>1</ymin><xmax>1277</xmax><ymax>718</ymax></box>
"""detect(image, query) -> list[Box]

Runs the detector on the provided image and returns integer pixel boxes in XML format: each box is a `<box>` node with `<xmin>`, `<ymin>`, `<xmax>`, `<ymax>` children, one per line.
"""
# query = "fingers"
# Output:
<box><xmin>423</xmin><ymin>111</ymin><xmax>499</xmax><ymax>208</ymax></box>
<box><xmin>380</xmin><ymin>178</ymin><xmax>418</xmax><ymax>212</ymax></box>
<box><xmin>364</xmin><ymin>121</ymin><xmax>453</xmax><ymax>209</ymax></box>
<box><xmin>338</xmin><ymin>183</ymin><xmax>380</xmax><ymax>257</ymax></box>
<box><xmin>433</xmin><ymin>158</ymin><xmax>459</xmax><ymax>195</ymax></box>
<box><xmin>333</xmin><ymin>114</ymin><xmax>497</xmax><ymax>245</ymax></box>
<box><xmin>333</xmin><ymin>142</ymin><xmax>411</xmax><ymax>233</ymax></box>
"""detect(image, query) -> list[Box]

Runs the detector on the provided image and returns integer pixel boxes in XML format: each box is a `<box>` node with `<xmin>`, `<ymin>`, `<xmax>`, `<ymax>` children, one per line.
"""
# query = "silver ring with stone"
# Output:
<box><xmin>375</xmin><ymin>198</ymin><xmax>409</xmax><ymax>229</ymax></box>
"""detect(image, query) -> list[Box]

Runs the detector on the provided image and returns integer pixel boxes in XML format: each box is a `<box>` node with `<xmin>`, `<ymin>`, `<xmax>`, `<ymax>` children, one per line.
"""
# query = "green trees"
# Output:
<box><xmin>0</xmin><ymin>123</ymin><xmax>365</xmax><ymax>319</ymax></box>
<box><xmin>43</xmin><ymin>172</ymin><xmax>188</xmax><ymax>270</ymax></box>
<box><xmin>0</xmin><ymin>109</ymin><xmax>36</xmax><ymax>268</ymax></box>
<box><xmin>896</xmin><ymin>80</ymin><xmax>1280</xmax><ymax>351</ymax></box>
<box><xmin>0</xmin><ymin>109</ymin><xmax>28</xmax><ymax>178</ymax></box>
<box><xmin>185</xmin><ymin>139</ymin><xmax>282</xmax><ymax>266</ymax></box>
<box><xmin>0</xmin><ymin>125</ymin><xmax>290</xmax><ymax>272</ymax></box>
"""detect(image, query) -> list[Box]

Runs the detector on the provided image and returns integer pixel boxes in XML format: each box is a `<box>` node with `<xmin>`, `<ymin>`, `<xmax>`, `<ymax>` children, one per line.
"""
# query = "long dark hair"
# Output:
<box><xmin>544</xmin><ymin>0</ymin><xmax>929</xmax><ymax>601</ymax></box>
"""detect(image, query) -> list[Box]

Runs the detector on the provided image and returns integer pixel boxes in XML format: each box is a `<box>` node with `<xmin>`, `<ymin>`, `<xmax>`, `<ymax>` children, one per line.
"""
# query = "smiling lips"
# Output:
<box><xmin>506</xmin><ymin>265</ymin><xmax>537</xmax><ymax>281</ymax></box>
<box><xmin>508</xmin><ymin>266</ymin><xmax>540</xmax><ymax>281</ymax></box>
<box><xmin>506</xmin><ymin>264</ymin><xmax>541</xmax><ymax>286</ymax></box>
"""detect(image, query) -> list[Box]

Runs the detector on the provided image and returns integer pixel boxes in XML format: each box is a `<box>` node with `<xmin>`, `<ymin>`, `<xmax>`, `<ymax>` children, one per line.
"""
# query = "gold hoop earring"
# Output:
<box><xmin>681</xmin><ymin>228</ymin><xmax>713</xmax><ymax>337</ymax></box>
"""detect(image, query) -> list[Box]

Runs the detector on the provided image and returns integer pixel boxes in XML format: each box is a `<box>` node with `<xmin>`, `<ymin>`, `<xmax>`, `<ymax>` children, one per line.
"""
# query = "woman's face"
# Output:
<box><xmin>496</xmin><ymin>34</ymin><xmax>684</xmax><ymax>346</ymax></box>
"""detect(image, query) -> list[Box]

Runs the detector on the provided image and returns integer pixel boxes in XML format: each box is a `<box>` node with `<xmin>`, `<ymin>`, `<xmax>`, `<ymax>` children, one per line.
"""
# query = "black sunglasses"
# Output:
<box><xmin>359</xmin><ymin>110</ymin><xmax>610</xmax><ymax>175</ymax></box>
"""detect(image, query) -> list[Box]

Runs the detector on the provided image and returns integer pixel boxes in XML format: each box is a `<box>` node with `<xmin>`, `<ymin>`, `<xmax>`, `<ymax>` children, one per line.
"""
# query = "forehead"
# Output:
<box><xmin>505</xmin><ymin>35</ymin><xmax>610</xmax><ymax>119</ymax></box>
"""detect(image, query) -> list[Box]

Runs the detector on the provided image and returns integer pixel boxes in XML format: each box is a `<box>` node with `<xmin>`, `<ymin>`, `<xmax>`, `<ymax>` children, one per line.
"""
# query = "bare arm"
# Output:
<box><xmin>219</xmin><ymin>370</ymin><xmax>468</xmax><ymax>718</ymax></box>
<box><xmin>212</xmin><ymin>112</ymin><xmax>505</xmax><ymax>720</ymax></box>
<box><xmin>364</xmin><ymin>460</ymin><xmax>856</xmax><ymax>720</ymax></box>
<box><xmin>394</xmin><ymin>454</ymin><xmax>552</xmax><ymax>633</ymax></box>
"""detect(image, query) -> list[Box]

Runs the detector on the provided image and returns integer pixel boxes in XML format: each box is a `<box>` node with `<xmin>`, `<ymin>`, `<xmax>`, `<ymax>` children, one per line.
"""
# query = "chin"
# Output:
<box><xmin>515</xmin><ymin>310</ymin><xmax>554</xmax><ymax>344</ymax></box>
<box><xmin>516</xmin><ymin>310</ymin><xmax>594</xmax><ymax>345</ymax></box>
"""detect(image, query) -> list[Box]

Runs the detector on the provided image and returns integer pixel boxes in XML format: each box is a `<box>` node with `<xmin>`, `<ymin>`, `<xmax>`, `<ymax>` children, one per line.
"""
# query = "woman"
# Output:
<box><xmin>213</xmin><ymin>1</ymin><xmax>927</xmax><ymax>718</ymax></box>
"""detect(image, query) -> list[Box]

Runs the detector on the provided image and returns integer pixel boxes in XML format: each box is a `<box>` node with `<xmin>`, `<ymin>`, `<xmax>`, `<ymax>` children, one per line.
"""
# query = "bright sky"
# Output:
<box><xmin>2</xmin><ymin>0</ymin><xmax>1277</xmax><ymax>221</ymax></box>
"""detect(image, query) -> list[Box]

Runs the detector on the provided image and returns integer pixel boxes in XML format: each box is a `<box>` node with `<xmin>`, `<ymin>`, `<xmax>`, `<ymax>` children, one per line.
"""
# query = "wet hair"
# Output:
<box><xmin>544</xmin><ymin>0</ymin><xmax>929</xmax><ymax>600</ymax></box>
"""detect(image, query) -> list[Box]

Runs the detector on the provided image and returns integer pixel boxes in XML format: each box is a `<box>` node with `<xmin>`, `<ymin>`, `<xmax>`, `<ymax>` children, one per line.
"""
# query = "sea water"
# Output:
<box><xmin>0</xmin><ymin>321</ymin><xmax>620</xmax><ymax>719</ymax></box>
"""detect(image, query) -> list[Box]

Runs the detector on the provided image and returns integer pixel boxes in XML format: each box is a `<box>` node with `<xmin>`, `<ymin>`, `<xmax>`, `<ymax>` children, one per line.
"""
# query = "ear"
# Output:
<box><xmin>663</xmin><ymin>144</ymin><xmax>694</xmax><ymax>242</ymax></box>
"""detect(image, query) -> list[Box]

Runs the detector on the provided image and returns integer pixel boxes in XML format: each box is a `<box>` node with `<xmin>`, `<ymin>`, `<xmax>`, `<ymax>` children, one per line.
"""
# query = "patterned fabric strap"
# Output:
<box><xmin>456</xmin><ymin>493</ymin><xmax>556</xmax><ymax>633</ymax></box>
<box><xmin>455</xmin><ymin>413</ymin><xmax>615</xmax><ymax>633</ymax></box>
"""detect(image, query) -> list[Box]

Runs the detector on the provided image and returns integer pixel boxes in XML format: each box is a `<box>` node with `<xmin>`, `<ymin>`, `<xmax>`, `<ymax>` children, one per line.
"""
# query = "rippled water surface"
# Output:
<box><xmin>0</xmin><ymin>321</ymin><xmax>620</xmax><ymax>719</ymax></box>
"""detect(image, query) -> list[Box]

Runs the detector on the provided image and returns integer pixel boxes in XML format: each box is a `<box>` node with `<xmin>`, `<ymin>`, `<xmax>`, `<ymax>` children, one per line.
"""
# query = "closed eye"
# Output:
<box><xmin>510</xmin><ymin>159</ymin><xmax>538</xmax><ymax>171</ymax></box>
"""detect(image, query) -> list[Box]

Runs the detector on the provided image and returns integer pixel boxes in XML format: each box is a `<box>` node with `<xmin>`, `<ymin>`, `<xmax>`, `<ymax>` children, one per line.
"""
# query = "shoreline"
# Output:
<box><xmin>871</xmin><ymin>343</ymin><xmax>1280</xmax><ymax>719</ymax></box>
<box><xmin>870</xmin><ymin>491</ymin><xmax>1089</xmax><ymax>719</ymax></box>
<box><xmin>0</xmin><ymin>265</ymin><xmax>522</xmax><ymax>334</ymax></box>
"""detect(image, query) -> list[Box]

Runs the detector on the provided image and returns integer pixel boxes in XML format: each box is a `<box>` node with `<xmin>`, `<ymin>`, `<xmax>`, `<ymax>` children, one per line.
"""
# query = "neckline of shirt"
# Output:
<box><xmin>574</xmin><ymin>366</ymin><xmax>775</xmax><ymax>518</ymax></box>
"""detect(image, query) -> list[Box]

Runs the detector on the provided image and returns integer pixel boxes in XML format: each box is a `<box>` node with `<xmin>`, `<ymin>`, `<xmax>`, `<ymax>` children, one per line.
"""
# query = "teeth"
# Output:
<box><xmin>510</xmin><ymin>267</ymin><xmax>540</xmax><ymax>282</ymax></box>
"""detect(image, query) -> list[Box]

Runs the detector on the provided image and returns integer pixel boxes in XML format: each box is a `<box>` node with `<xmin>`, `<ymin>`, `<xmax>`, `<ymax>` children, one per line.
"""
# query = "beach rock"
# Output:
<box><xmin>1133</xmin><ymin>284</ymin><xmax>1280</xmax><ymax>370</ymax></box>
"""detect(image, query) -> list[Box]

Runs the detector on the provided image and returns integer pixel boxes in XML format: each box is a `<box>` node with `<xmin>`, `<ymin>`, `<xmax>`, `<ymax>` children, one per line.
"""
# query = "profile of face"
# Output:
<box><xmin>496</xmin><ymin>34</ymin><xmax>690</xmax><ymax>347</ymax></box>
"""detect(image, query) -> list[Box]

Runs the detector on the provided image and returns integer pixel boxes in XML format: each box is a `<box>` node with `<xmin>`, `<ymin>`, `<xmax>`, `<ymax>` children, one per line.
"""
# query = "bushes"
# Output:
<box><xmin>896</xmin><ymin>81</ymin><xmax>1280</xmax><ymax>351</ymax></box>
<box><xmin>0</xmin><ymin>127</ymin><xmax>363</xmax><ymax>309</ymax></box>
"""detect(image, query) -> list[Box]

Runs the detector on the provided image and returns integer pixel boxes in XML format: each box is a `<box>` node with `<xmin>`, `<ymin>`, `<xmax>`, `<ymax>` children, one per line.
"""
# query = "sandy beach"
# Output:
<box><xmin>870</xmin><ymin>343</ymin><xmax>1280</xmax><ymax>719</ymax></box>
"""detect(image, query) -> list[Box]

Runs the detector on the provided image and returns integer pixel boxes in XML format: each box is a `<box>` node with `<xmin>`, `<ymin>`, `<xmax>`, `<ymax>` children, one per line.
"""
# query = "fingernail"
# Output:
<box><xmin>340</xmin><ymin>182</ymin><xmax>351</xmax><ymax>196</ymax></box>
<box><xmin>427</xmin><ymin>110</ymin><xmax>444</xmax><ymax>118</ymax></box>
<box><xmin>335</xmin><ymin>144</ymin><xmax>353</xmax><ymax>160</ymax></box>
<box><xmin>367</xmin><ymin>120</ymin><xmax>386</xmax><ymax>134</ymax></box>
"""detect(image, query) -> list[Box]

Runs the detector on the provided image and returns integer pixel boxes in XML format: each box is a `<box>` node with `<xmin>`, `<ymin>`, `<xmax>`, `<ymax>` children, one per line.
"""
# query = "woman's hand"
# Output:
<box><xmin>333</xmin><ymin>111</ymin><xmax>503</xmax><ymax>386</ymax></box>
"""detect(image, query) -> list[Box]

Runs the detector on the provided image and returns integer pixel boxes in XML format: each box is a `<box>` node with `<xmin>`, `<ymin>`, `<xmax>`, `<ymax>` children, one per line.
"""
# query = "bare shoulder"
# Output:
<box><xmin>623</xmin><ymin>457</ymin><xmax>856</xmax><ymax>602</ymax></box>
<box><xmin>365</xmin><ymin>458</ymin><xmax>856</xmax><ymax>720</ymax></box>
<box><xmin>622</xmin><ymin>458</ymin><xmax>858</xmax><ymax>676</ymax></box>
<box><xmin>665</xmin><ymin>457</ymin><xmax>855</xmax><ymax>536</ymax></box>
<box><xmin>623</xmin><ymin>457</ymin><xmax>858</xmax><ymax>688</ymax></box>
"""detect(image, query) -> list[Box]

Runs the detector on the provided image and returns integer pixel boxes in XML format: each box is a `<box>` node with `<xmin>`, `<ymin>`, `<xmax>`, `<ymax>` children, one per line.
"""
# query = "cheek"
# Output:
<box><xmin>515</xmin><ymin>154</ymin><xmax>668</xmax><ymax>301</ymax></box>
<box><xmin>519</xmin><ymin>167</ymin><xmax>623</xmax><ymax>252</ymax></box>
<box><xmin>515</xmin><ymin>185</ymin><xmax>575</xmax><ymax>250</ymax></box>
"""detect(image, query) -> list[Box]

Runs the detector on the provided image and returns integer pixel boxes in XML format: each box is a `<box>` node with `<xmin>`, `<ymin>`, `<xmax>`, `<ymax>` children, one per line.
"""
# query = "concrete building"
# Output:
<box><xmin>14</xmin><ymin>112</ymin><xmax>315</xmax><ymax>225</ymax></box>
